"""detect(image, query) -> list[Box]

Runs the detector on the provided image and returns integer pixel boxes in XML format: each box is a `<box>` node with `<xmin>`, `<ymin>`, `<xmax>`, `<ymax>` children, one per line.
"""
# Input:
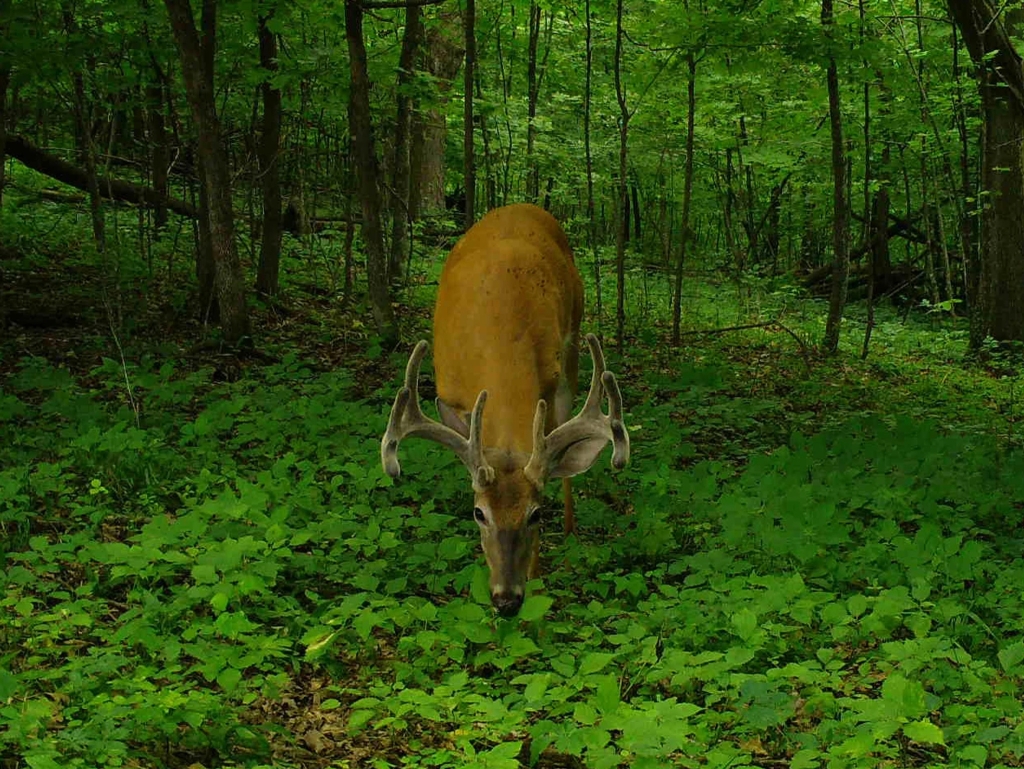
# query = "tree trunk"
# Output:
<box><xmin>70</xmin><ymin>71</ymin><xmax>106</xmax><ymax>253</ymax></box>
<box><xmin>584</xmin><ymin>0</ymin><xmax>601</xmax><ymax>333</ymax></box>
<box><xmin>476</xmin><ymin>70</ymin><xmax>497</xmax><ymax>210</ymax></box>
<box><xmin>526</xmin><ymin>0</ymin><xmax>540</xmax><ymax>202</ymax></box>
<box><xmin>948</xmin><ymin>0</ymin><xmax>1024</xmax><ymax>344</ymax></box>
<box><xmin>345</xmin><ymin>0</ymin><xmax>397</xmax><ymax>342</ymax></box>
<box><xmin>869</xmin><ymin>78</ymin><xmax>893</xmax><ymax>295</ymax></box>
<box><xmin>146</xmin><ymin>83</ymin><xmax>170</xmax><ymax>232</ymax></box>
<box><xmin>196</xmin><ymin>160</ymin><xmax>217</xmax><ymax>321</ymax></box>
<box><xmin>0</xmin><ymin>65</ymin><xmax>9</xmax><ymax>209</ymax></box>
<box><xmin>822</xmin><ymin>0</ymin><xmax>850</xmax><ymax>355</ymax></box>
<box><xmin>952</xmin><ymin>24</ymin><xmax>977</xmax><ymax>316</ymax></box>
<box><xmin>869</xmin><ymin>184</ymin><xmax>892</xmax><ymax>291</ymax></box>
<box><xmin>0</xmin><ymin>0</ymin><xmax>8</xmax><ymax>209</ymax></box>
<box><xmin>463</xmin><ymin>0</ymin><xmax>476</xmax><ymax>230</ymax></box>
<box><xmin>920</xmin><ymin>151</ymin><xmax>941</xmax><ymax>305</ymax></box>
<box><xmin>613</xmin><ymin>0</ymin><xmax>629</xmax><ymax>350</ymax></box>
<box><xmin>410</xmin><ymin>12</ymin><xmax>463</xmax><ymax>217</ymax></box>
<box><xmin>255</xmin><ymin>13</ymin><xmax>283</xmax><ymax>299</ymax></box>
<box><xmin>165</xmin><ymin>0</ymin><xmax>250</xmax><ymax>344</ymax></box>
<box><xmin>672</xmin><ymin>53</ymin><xmax>696</xmax><ymax>346</ymax></box>
<box><xmin>630</xmin><ymin>178</ymin><xmax>642</xmax><ymax>244</ymax></box>
<box><xmin>724</xmin><ymin>148</ymin><xmax>741</xmax><ymax>273</ymax></box>
<box><xmin>389</xmin><ymin>3</ymin><xmax>421</xmax><ymax>282</ymax></box>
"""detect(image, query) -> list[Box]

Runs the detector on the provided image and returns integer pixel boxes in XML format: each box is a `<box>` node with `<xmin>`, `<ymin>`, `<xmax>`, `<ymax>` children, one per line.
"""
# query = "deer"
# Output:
<box><xmin>380</xmin><ymin>203</ymin><xmax>630</xmax><ymax>617</ymax></box>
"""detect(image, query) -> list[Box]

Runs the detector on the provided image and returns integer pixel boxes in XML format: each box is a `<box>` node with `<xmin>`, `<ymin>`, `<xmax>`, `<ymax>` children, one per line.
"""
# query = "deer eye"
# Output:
<box><xmin>473</xmin><ymin>507</ymin><xmax>487</xmax><ymax>524</ymax></box>
<box><xmin>527</xmin><ymin>507</ymin><xmax>545</xmax><ymax>527</ymax></box>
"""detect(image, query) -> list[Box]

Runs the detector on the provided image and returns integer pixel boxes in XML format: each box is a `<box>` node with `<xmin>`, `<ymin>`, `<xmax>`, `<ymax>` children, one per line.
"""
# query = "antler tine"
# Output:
<box><xmin>523</xmin><ymin>399</ymin><xmax>549</xmax><ymax>484</ymax></box>
<box><xmin>404</xmin><ymin>340</ymin><xmax>430</xmax><ymax>400</ymax></box>
<box><xmin>524</xmin><ymin>334</ymin><xmax>630</xmax><ymax>482</ymax></box>
<box><xmin>579</xmin><ymin>333</ymin><xmax>606</xmax><ymax>417</ymax></box>
<box><xmin>467</xmin><ymin>390</ymin><xmax>496</xmax><ymax>488</ymax></box>
<box><xmin>381</xmin><ymin>340</ymin><xmax>478</xmax><ymax>478</ymax></box>
<box><xmin>601</xmin><ymin>370</ymin><xmax>630</xmax><ymax>469</ymax></box>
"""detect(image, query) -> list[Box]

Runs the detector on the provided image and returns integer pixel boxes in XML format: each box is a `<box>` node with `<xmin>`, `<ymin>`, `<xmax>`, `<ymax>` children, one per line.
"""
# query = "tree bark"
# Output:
<box><xmin>389</xmin><ymin>3</ymin><xmax>421</xmax><ymax>281</ymax></box>
<box><xmin>868</xmin><ymin>184</ymin><xmax>892</xmax><ymax>290</ymax></box>
<box><xmin>584</xmin><ymin>0</ymin><xmax>601</xmax><ymax>333</ymax></box>
<box><xmin>822</xmin><ymin>0</ymin><xmax>850</xmax><ymax>355</ymax></box>
<box><xmin>526</xmin><ymin>0</ymin><xmax>540</xmax><ymax>202</ymax></box>
<box><xmin>146</xmin><ymin>82</ymin><xmax>170</xmax><ymax>232</ymax></box>
<box><xmin>630</xmin><ymin>178</ymin><xmax>642</xmax><ymax>244</ymax></box>
<box><xmin>672</xmin><ymin>53</ymin><xmax>696</xmax><ymax>345</ymax></box>
<box><xmin>869</xmin><ymin>79</ymin><xmax>893</xmax><ymax>294</ymax></box>
<box><xmin>345</xmin><ymin>0</ymin><xmax>397</xmax><ymax>341</ymax></box>
<box><xmin>920</xmin><ymin>151</ymin><xmax>941</xmax><ymax>305</ymax></box>
<box><xmin>952</xmin><ymin>24</ymin><xmax>977</xmax><ymax>316</ymax></box>
<box><xmin>165</xmin><ymin>0</ymin><xmax>250</xmax><ymax>344</ymax></box>
<box><xmin>410</xmin><ymin>11</ymin><xmax>463</xmax><ymax>216</ymax></box>
<box><xmin>724</xmin><ymin>148</ymin><xmax>741</xmax><ymax>273</ymax></box>
<box><xmin>0</xmin><ymin>65</ymin><xmax>9</xmax><ymax>209</ymax></box>
<box><xmin>255</xmin><ymin>13</ymin><xmax>283</xmax><ymax>299</ymax></box>
<box><xmin>70</xmin><ymin>68</ymin><xmax>106</xmax><ymax>253</ymax></box>
<box><xmin>463</xmin><ymin>0</ymin><xmax>476</xmax><ymax>230</ymax></box>
<box><xmin>0</xmin><ymin>0</ymin><xmax>9</xmax><ymax>209</ymax></box>
<box><xmin>948</xmin><ymin>0</ymin><xmax>1024</xmax><ymax>344</ymax></box>
<box><xmin>614</xmin><ymin>0</ymin><xmax>629</xmax><ymax>350</ymax></box>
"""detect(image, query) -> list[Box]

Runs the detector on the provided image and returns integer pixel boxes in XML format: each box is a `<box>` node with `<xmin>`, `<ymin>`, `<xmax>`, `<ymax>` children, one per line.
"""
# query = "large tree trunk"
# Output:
<box><xmin>463</xmin><ymin>0</ymin><xmax>476</xmax><ymax>230</ymax></box>
<box><xmin>389</xmin><ymin>3</ymin><xmax>421</xmax><ymax>282</ymax></box>
<box><xmin>822</xmin><ymin>0</ymin><xmax>850</xmax><ymax>355</ymax></box>
<box><xmin>255</xmin><ymin>13</ymin><xmax>283</xmax><ymax>299</ymax></box>
<box><xmin>165</xmin><ymin>0</ymin><xmax>250</xmax><ymax>344</ymax></box>
<box><xmin>345</xmin><ymin>0</ymin><xmax>397</xmax><ymax>341</ymax></box>
<box><xmin>949</xmin><ymin>0</ymin><xmax>1024</xmax><ymax>344</ymax></box>
<box><xmin>410</xmin><ymin>12</ymin><xmax>463</xmax><ymax>217</ymax></box>
<box><xmin>868</xmin><ymin>184</ymin><xmax>892</xmax><ymax>291</ymax></box>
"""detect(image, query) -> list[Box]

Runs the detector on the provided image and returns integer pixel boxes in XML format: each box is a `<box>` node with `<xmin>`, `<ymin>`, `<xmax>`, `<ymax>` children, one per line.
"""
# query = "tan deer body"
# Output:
<box><xmin>382</xmin><ymin>204</ymin><xmax>629</xmax><ymax>617</ymax></box>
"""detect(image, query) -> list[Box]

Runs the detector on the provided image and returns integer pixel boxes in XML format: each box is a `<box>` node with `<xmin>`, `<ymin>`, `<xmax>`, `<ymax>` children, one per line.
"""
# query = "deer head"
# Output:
<box><xmin>381</xmin><ymin>334</ymin><xmax>629</xmax><ymax>616</ymax></box>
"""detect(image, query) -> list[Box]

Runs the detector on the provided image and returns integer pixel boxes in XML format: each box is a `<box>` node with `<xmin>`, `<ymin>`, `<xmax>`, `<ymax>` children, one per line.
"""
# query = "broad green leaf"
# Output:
<box><xmin>217</xmin><ymin>667</ymin><xmax>242</xmax><ymax>692</ymax></box>
<box><xmin>903</xmin><ymin>719</ymin><xmax>945</xmax><ymax>745</ymax></box>
<box><xmin>518</xmin><ymin>595</ymin><xmax>553</xmax><ymax>622</ymax></box>
<box><xmin>998</xmin><ymin>641</ymin><xmax>1024</xmax><ymax>673</ymax></box>
<box><xmin>579</xmin><ymin>652</ymin><xmax>617</xmax><ymax>676</ymax></box>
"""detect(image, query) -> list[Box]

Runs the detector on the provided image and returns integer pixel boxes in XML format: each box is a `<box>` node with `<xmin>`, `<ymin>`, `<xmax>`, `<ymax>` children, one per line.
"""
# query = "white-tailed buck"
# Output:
<box><xmin>381</xmin><ymin>203</ymin><xmax>630</xmax><ymax>617</ymax></box>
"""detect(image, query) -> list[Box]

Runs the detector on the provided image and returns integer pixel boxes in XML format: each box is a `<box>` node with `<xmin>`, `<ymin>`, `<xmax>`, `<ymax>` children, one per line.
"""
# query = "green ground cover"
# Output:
<box><xmin>2</xmin><ymin>191</ymin><xmax>1024</xmax><ymax>768</ymax></box>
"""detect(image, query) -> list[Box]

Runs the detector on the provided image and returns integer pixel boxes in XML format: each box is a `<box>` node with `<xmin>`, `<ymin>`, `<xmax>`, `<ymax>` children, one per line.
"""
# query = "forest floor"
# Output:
<box><xmin>3</xmin><ymin>194</ymin><xmax>1024</xmax><ymax>768</ymax></box>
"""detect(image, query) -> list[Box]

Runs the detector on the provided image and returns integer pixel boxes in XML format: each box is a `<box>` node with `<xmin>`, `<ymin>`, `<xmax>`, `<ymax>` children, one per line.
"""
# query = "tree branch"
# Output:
<box><xmin>6</xmin><ymin>134</ymin><xmax>198</xmax><ymax>218</ymax></box>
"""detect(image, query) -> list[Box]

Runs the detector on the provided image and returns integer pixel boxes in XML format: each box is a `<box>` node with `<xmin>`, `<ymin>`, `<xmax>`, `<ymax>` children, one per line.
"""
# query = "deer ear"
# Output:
<box><xmin>436</xmin><ymin>398</ymin><xmax>470</xmax><ymax>438</ymax></box>
<box><xmin>547</xmin><ymin>436</ymin><xmax>609</xmax><ymax>479</ymax></box>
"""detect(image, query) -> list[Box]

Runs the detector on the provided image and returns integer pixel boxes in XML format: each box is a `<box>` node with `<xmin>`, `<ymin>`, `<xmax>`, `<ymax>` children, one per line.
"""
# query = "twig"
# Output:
<box><xmin>102</xmin><ymin>290</ymin><xmax>141</xmax><ymax>429</ymax></box>
<box><xmin>677</xmin><ymin>319</ymin><xmax>812</xmax><ymax>373</ymax></box>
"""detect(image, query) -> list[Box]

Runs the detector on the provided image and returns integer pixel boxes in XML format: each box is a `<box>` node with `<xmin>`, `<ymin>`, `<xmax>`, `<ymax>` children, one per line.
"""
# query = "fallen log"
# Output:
<box><xmin>5</xmin><ymin>134</ymin><xmax>198</xmax><ymax>219</ymax></box>
<box><xmin>800</xmin><ymin>218</ymin><xmax>928</xmax><ymax>287</ymax></box>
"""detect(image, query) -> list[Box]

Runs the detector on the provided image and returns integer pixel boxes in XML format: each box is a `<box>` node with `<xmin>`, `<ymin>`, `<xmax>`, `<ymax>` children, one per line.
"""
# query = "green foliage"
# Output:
<box><xmin>4</xmin><ymin>297</ymin><xmax>1024</xmax><ymax>767</ymax></box>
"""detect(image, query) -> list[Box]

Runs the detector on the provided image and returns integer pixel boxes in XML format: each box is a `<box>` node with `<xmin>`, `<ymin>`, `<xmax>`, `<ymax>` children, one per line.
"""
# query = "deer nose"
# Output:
<box><xmin>492</xmin><ymin>591</ymin><xmax>523</xmax><ymax>617</ymax></box>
